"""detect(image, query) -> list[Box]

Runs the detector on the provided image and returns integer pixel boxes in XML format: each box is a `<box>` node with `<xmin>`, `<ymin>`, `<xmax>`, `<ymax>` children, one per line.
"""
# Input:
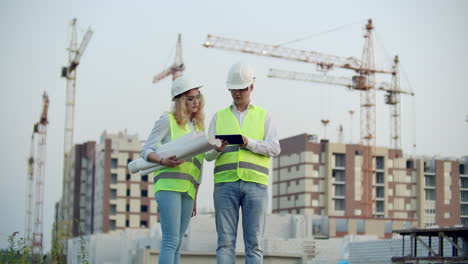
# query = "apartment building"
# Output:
<box><xmin>272</xmin><ymin>133</ymin><xmax>464</xmax><ymax>238</ymax></box>
<box><xmin>93</xmin><ymin>130</ymin><xmax>159</xmax><ymax>233</ymax></box>
<box><xmin>71</xmin><ymin>141</ymin><xmax>96</xmax><ymax>236</ymax></box>
<box><xmin>460</xmin><ymin>157</ymin><xmax>468</xmax><ymax>226</ymax></box>
<box><xmin>415</xmin><ymin>157</ymin><xmax>465</xmax><ymax>228</ymax></box>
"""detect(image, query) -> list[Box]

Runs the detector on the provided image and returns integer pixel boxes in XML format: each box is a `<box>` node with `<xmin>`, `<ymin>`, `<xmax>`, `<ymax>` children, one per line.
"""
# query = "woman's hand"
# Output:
<box><xmin>161</xmin><ymin>155</ymin><xmax>184</xmax><ymax>167</ymax></box>
<box><xmin>215</xmin><ymin>140</ymin><xmax>229</xmax><ymax>152</ymax></box>
<box><xmin>192</xmin><ymin>199</ymin><xmax>197</xmax><ymax>217</ymax></box>
<box><xmin>192</xmin><ymin>184</ymin><xmax>200</xmax><ymax>217</ymax></box>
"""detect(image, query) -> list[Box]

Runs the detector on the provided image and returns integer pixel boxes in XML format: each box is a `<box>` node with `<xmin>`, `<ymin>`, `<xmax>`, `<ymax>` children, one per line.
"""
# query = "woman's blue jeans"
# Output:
<box><xmin>214</xmin><ymin>180</ymin><xmax>268</xmax><ymax>264</ymax></box>
<box><xmin>155</xmin><ymin>190</ymin><xmax>194</xmax><ymax>264</ymax></box>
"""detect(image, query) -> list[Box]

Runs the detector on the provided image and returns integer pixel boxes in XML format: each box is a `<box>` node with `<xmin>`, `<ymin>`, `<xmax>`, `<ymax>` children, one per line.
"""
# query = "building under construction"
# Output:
<box><xmin>54</xmin><ymin>130</ymin><xmax>468</xmax><ymax>263</ymax></box>
<box><xmin>54</xmin><ymin>130</ymin><xmax>159</xmax><ymax>238</ymax></box>
<box><xmin>273</xmin><ymin>133</ymin><xmax>468</xmax><ymax>239</ymax></box>
<box><xmin>46</xmin><ymin>18</ymin><xmax>467</xmax><ymax>262</ymax></box>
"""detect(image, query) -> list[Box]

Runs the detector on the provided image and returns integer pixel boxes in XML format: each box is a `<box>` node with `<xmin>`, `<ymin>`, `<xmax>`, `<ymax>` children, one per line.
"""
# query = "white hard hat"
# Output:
<box><xmin>171</xmin><ymin>76</ymin><xmax>203</xmax><ymax>100</ymax></box>
<box><xmin>226</xmin><ymin>62</ymin><xmax>255</xmax><ymax>90</ymax></box>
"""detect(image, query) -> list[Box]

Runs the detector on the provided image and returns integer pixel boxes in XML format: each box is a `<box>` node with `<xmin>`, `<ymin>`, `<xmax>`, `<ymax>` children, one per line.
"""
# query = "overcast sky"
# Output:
<box><xmin>1</xmin><ymin>0</ymin><xmax>467</xmax><ymax>251</ymax></box>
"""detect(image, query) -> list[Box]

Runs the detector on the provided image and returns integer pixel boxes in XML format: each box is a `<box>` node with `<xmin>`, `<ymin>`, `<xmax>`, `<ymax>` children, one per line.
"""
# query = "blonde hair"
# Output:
<box><xmin>172</xmin><ymin>91</ymin><xmax>205</xmax><ymax>131</ymax></box>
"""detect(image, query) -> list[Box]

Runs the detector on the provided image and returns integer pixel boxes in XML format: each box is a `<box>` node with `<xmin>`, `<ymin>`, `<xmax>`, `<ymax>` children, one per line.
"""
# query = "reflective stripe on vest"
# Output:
<box><xmin>214</xmin><ymin>106</ymin><xmax>270</xmax><ymax>185</ymax></box>
<box><xmin>213</xmin><ymin>161</ymin><xmax>269</xmax><ymax>175</ymax></box>
<box><xmin>153</xmin><ymin>113</ymin><xmax>204</xmax><ymax>199</ymax></box>
<box><xmin>223</xmin><ymin>145</ymin><xmax>240</xmax><ymax>153</ymax></box>
<box><xmin>192</xmin><ymin>156</ymin><xmax>202</xmax><ymax>171</ymax></box>
<box><xmin>154</xmin><ymin>172</ymin><xmax>199</xmax><ymax>186</ymax></box>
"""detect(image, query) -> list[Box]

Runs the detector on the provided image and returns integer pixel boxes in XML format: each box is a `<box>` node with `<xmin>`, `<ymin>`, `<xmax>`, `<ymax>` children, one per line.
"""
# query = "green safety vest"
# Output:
<box><xmin>153</xmin><ymin>113</ymin><xmax>204</xmax><ymax>199</ymax></box>
<box><xmin>214</xmin><ymin>106</ymin><xmax>270</xmax><ymax>185</ymax></box>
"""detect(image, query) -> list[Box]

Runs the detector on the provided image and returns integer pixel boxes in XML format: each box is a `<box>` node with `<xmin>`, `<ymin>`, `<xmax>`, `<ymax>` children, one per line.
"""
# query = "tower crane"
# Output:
<box><xmin>153</xmin><ymin>33</ymin><xmax>185</xmax><ymax>83</ymax></box>
<box><xmin>203</xmin><ymin>20</ymin><xmax>393</xmax><ymax>147</ymax></box>
<box><xmin>203</xmin><ymin>19</ymin><xmax>394</xmax><ymax>217</ymax></box>
<box><xmin>24</xmin><ymin>131</ymin><xmax>35</xmax><ymax>248</ymax></box>
<box><xmin>204</xmin><ymin>34</ymin><xmax>360</xmax><ymax>72</ymax></box>
<box><xmin>59</xmin><ymin>17</ymin><xmax>93</xmax><ymax>248</ymax></box>
<box><xmin>267</xmin><ymin>55</ymin><xmax>414</xmax><ymax>151</ymax></box>
<box><xmin>23</xmin><ymin>92</ymin><xmax>49</xmax><ymax>262</ymax></box>
<box><xmin>386</xmin><ymin>55</ymin><xmax>411</xmax><ymax>152</ymax></box>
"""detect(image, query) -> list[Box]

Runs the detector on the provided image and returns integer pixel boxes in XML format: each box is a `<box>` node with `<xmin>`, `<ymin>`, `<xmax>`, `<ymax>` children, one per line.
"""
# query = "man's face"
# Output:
<box><xmin>229</xmin><ymin>85</ymin><xmax>253</xmax><ymax>106</ymax></box>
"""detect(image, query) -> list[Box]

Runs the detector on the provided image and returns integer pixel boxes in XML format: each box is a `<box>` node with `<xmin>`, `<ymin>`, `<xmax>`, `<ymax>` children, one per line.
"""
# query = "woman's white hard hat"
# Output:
<box><xmin>226</xmin><ymin>62</ymin><xmax>255</xmax><ymax>90</ymax></box>
<box><xmin>171</xmin><ymin>76</ymin><xmax>203</xmax><ymax>100</ymax></box>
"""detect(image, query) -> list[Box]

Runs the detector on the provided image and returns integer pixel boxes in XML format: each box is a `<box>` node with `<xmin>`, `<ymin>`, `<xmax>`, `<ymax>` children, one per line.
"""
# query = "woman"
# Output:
<box><xmin>141</xmin><ymin>76</ymin><xmax>205</xmax><ymax>264</ymax></box>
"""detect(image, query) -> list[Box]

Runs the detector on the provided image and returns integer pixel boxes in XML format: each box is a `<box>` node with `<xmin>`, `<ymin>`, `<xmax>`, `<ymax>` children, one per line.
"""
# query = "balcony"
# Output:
<box><xmin>334</xmin><ymin>153</ymin><xmax>346</xmax><ymax>169</ymax></box>
<box><xmin>375</xmin><ymin>172</ymin><xmax>385</xmax><ymax>186</ymax></box>
<box><xmin>334</xmin><ymin>185</ymin><xmax>345</xmax><ymax>199</ymax></box>
<box><xmin>460</xmin><ymin>177</ymin><xmax>468</xmax><ymax>190</ymax></box>
<box><xmin>425</xmin><ymin>175</ymin><xmax>436</xmax><ymax>188</ymax></box>
<box><xmin>423</xmin><ymin>161</ymin><xmax>435</xmax><ymax>173</ymax></box>
<box><xmin>375</xmin><ymin>186</ymin><xmax>385</xmax><ymax>201</ymax></box>
<box><xmin>332</xmin><ymin>170</ymin><xmax>345</xmax><ymax>183</ymax></box>
<box><xmin>375</xmin><ymin>156</ymin><xmax>385</xmax><ymax>171</ymax></box>
<box><xmin>333</xmin><ymin>199</ymin><xmax>345</xmax><ymax>212</ymax></box>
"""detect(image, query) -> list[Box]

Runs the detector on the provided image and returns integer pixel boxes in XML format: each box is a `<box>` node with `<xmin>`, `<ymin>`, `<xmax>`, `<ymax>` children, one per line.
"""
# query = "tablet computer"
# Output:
<box><xmin>215</xmin><ymin>134</ymin><xmax>244</xmax><ymax>145</ymax></box>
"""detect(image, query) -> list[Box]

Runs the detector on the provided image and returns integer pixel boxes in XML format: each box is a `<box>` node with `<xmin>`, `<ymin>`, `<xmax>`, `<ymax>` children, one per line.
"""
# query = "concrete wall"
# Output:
<box><xmin>348</xmin><ymin>236</ymin><xmax>457</xmax><ymax>264</ymax></box>
<box><xmin>134</xmin><ymin>250</ymin><xmax>303</xmax><ymax>264</ymax></box>
<box><xmin>69</xmin><ymin>213</ymin><xmax>465</xmax><ymax>264</ymax></box>
<box><xmin>309</xmin><ymin>238</ymin><xmax>343</xmax><ymax>264</ymax></box>
<box><xmin>67</xmin><ymin>229</ymin><xmax>149</xmax><ymax>264</ymax></box>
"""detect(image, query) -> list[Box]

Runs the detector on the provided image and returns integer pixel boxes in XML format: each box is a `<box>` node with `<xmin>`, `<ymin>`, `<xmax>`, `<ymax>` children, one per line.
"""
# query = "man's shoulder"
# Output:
<box><xmin>253</xmin><ymin>105</ymin><xmax>267</xmax><ymax>110</ymax></box>
<box><xmin>216</xmin><ymin>106</ymin><xmax>233</xmax><ymax>113</ymax></box>
<box><xmin>251</xmin><ymin>105</ymin><xmax>268</xmax><ymax>114</ymax></box>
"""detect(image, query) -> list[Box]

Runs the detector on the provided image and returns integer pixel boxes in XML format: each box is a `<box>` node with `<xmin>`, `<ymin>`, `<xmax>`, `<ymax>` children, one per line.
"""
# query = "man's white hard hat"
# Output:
<box><xmin>171</xmin><ymin>76</ymin><xmax>203</xmax><ymax>100</ymax></box>
<box><xmin>226</xmin><ymin>62</ymin><xmax>255</xmax><ymax>90</ymax></box>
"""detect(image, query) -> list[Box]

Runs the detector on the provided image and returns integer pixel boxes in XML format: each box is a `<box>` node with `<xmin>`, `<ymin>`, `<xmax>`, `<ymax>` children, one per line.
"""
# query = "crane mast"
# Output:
<box><xmin>60</xmin><ymin>18</ymin><xmax>78</xmax><ymax>242</ymax></box>
<box><xmin>153</xmin><ymin>33</ymin><xmax>185</xmax><ymax>83</ymax></box>
<box><xmin>59</xmin><ymin>17</ymin><xmax>93</xmax><ymax>250</ymax></box>
<box><xmin>388</xmin><ymin>55</ymin><xmax>402</xmax><ymax>152</ymax></box>
<box><xmin>30</xmin><ymin>92</ymin><xmax>49</xmax><ymax>262</ymax></box>
<box><xmin>358</xmin><ymin>19</ymin><xmax>377</xmax><ymax>216</ymax></box>
<box><xmin>24</xmin><ymin>131</ymin><xmax>35</xmax><ymax>248</ymax></box>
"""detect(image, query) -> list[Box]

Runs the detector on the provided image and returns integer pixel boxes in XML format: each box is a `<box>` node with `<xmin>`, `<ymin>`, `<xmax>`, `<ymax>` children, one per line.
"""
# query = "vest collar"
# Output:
<box><xmin>230</xmin><ymin>102</ymin><xmax>256</xmax><ymax>113</ymax></box>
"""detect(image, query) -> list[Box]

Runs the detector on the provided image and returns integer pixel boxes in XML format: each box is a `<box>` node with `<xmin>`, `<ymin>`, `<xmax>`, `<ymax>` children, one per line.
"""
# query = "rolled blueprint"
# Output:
<box><xmin>128</xmin><ymin>131</ymin><xmax>221</xmax><ymax>175</ymax></box>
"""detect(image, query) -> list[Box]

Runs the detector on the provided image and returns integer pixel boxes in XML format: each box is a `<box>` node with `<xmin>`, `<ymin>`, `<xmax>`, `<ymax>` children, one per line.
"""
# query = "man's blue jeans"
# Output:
<box><xmin>214</xmin><ymin>180</ymin><xmax>268</xmax><ymax>264</ymax></box>
<box><xmin>155</xmin><ymin>191</ymin><xmax>194</xmax><ymax>264</ymax></box>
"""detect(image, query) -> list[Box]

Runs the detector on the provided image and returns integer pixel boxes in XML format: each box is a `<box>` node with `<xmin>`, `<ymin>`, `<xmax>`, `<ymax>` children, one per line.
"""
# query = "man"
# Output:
<box><xmin>205</xmin><ymin>62</ymin><xmax>281</xmax><ymax>263</ymax></box>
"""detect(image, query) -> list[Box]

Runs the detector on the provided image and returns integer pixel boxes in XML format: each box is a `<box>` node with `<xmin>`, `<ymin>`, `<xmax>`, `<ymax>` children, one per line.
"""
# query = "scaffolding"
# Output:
<box><xmin>392</xmin><ymin>227</ymin><xmax>468</xmax><ymax>263</ymax></box>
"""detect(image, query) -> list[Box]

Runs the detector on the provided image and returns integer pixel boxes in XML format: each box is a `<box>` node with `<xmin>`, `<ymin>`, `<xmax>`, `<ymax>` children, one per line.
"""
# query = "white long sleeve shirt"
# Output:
<box><xmin>205</xmin><ymin>103</ymin><xmax>281</xmax><ymax>161</ymax></box>
<box><xmin>140</xmin><ymin>113</ymin><xmax>202</xmax><ymax>182</ymax></box>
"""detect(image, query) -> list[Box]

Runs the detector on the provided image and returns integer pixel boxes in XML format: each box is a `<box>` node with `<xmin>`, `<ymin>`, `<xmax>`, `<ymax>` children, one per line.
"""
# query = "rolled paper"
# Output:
<box><xmin>128</xmin><ymin>131</ymin><xmax>220</xmax><ymax>175</ymax></box>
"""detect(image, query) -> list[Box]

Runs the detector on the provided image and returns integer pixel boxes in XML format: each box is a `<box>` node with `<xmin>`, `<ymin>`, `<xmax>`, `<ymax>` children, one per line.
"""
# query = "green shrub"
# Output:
<box><xmin>0</xmin><ymin>232</ymin><xmax>31</xmax><ymax>264</ymax></box>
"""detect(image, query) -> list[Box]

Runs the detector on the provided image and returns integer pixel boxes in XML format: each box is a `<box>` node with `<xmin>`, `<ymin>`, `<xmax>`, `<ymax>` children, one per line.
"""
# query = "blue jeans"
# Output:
<box><xmin>214</xmin><ymin>180</ymin><xmax>268</xmax><ymax>264</ymax></box>
<box><xmin>155</xmin><ymin>191</ymin><xmax>194</xmax><ymax>264</ymax></box>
